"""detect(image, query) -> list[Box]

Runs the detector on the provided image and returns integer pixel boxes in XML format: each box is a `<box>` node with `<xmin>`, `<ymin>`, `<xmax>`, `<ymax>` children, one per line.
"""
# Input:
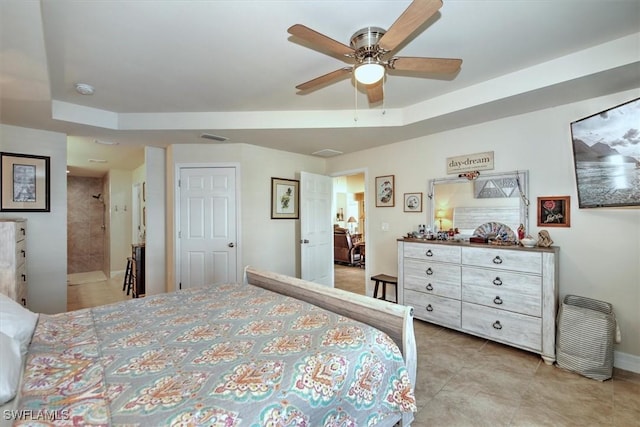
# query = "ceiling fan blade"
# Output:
<box><xmin>390</xmin><ymin>57</ymin><xmax>462</xmax><ymax>74</ymax></box>
<box><xmin>366</xmin><ymin>82</ymin><xmax>384</xmax><ymax>104</ymax></box>
<box><xmin>288</xmin><ymin>24</ymin><xmax>354</xmax><ymax>58</ymax></box>
<box><xmin>295</xmin><ymin>67</ymin><xmax>352</xmax><ymax>92</ymax></box>
<box><xmin>378</xmin><ymin>0</ymin><xmax>443</xmax><ymax>52</ymax></box>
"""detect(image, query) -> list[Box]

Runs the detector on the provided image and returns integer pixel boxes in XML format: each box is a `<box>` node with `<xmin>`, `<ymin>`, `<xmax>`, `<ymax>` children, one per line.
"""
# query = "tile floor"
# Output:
<box><xmin>69</xmin><ymin>268</ymin><xmax>640</xmax><ymax>426</ymax></box>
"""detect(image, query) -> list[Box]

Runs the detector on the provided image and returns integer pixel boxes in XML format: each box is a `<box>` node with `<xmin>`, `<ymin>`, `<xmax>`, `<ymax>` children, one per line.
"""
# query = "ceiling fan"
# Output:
<box><xmin>287</xmin><ymin>0</ymin><xmax>462</xmax><ymax>104</ymax></box>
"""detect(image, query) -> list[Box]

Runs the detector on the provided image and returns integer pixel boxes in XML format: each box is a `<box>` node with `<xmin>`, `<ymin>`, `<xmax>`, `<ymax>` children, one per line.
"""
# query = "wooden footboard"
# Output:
<box><xmin>244</xmin><ymin>266</ymin><xmax>417</xmax><ymax>408</ymax></box>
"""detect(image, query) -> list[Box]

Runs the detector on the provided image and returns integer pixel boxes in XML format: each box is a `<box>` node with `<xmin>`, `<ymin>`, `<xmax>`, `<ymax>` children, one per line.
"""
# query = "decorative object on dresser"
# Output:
<box><xmin>404</xmin><ymin>192</ymin><xmax>422</xmax><ymax>212</ymax></box>
<box><xmin>0</xmin><ymin>152</ymin><xmax>50</xmax><ymax>212</ymax></box>
<box><xmin>537</xmin><ymin>196</ymin><xmax>570</xmax><ymax>227</ymax></box>
<box><xmin>570</xmin><ymin>97</ymin><xmax>640</xmax><ymax>209</ymax></box>
<box><xmin>0</xmin><ymin>219</ymin><xmax>28</xmax><ymax>307</ymax></box>
<box><xmin>375</xmin><ymin>175</ymin><xmax>395</xmax><ymax>207</ymax></box>
<box><xmin>397</xmin><ymin>239</ymin><xmax>559</xmax><ymax>364</ymax></box>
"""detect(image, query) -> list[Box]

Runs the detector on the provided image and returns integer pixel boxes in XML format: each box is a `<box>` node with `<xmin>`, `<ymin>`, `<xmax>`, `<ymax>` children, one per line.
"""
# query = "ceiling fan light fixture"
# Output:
<box><xmin>354</xmin><ymin>61</ymin><xmax>385</xmax><ymax>85</ymax></box>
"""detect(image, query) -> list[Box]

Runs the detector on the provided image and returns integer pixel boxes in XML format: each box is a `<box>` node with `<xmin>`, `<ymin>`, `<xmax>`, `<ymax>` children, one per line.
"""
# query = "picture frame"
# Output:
<box><xmin>271</xmin><ymin>177</ymin><xmax>299</xmax><ymax>219</ymax></box>
<box><xmin>0</xmin><ymin>152</ymin><xmax>51</xmax><ymax>212</ymax></box>
<box><xmin>537</xmin><ymin>196</ymin><xmax>570</xmax><ymax>227</ymax></box>
<box><xmin>403</xmin><ymin>192</ymin><xmax>422</xmax><ymax>212</ymax></box>
<box><xmin>375</xmin><ymin>175</ymin><xmax>395</xmax><ymax>207</ymax></box>
<box><xmin>570</xmin><ymin>97</ymin><xmax>640</xmax><ymax>208</ymax></box>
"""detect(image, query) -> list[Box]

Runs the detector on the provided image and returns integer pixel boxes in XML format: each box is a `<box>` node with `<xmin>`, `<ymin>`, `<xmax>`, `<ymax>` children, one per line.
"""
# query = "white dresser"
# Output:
<box><xmin>0</xmin><ymin>218</ymin><xmax>28</xmax><ymax>307</ymax></box>
<box><xmin>398</xmin><ymin>239</ymin><xmax>559</xmax><ymax>363</ymax></box>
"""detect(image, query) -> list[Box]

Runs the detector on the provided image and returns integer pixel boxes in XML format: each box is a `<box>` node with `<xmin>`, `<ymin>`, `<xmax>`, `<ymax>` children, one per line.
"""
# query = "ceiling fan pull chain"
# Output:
<box><xmin>354</xmin><ymin>81</ymin><xmax>359</xmax><ymax>122</ymax></box>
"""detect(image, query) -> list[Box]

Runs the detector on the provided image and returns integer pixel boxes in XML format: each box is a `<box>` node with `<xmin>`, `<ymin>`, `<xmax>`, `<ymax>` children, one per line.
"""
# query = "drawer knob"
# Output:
<box><xmin>425</xmin><ymin>249</ymin><xmax>433</xmax><ymax>257</ymax></box>
<box><xmin>493</xmin><ymin>296</ymin><xmax>503</xmax><ymax>305</ymax></box>
<box><xmin>20</xmin><ymin>227</ymin><xmax>25</xmax><ymax>236</ymax></box>
<box><xmin>21</xmin><ymin>298</ymin><xmax>26</xmax><ymax>307</ymax></box>
<box><xmin>21</xmin><ymin>249</ymin><xmax>26</xmax><ymax>258</ymax></box>
<box><xmin>426</xmin><ymin>304</ymin><xmax>433</xmax><ymax>312</ymax></box>
<box><xmin>21</xmin><ymin>274</ymin><xmax>26</xmax><ymax>282</ymax></box>
<box><xmin>425</xmin><ymin>267</ymin><xmax>433</xmax><ymax>276</ymax></box>
<box><xmin>426</xmin><ymin>283</ymin><xmax>433</xmax><ymax>291</ymax></box>
<box><xmin>493</xmin><ymin>256</ymin><xmax>503</xmax><ymax>264</ymax></box>
<box><xmin>492</xmin><ymin>320</ymin><xmax>502</xmax><ymax>330</ymax></box>
<box><xmin>493</xmin><ymin>277</ymin><xmax>502</xmax><ymax>286</ymax></box>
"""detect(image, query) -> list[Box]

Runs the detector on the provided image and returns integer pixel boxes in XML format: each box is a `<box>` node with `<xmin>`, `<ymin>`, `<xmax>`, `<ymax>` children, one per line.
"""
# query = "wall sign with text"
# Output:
<box><xmin>447</xmin><ymin>151</ymin><xmax>494</xmax><ymax>174</ymax></box>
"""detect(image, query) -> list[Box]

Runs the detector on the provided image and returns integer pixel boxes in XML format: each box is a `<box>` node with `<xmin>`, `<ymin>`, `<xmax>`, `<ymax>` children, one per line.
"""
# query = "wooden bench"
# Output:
<box><xmin>371</xmin><ymin>274</ymin><xmax>398</xmax><ymax>303</ymax></box>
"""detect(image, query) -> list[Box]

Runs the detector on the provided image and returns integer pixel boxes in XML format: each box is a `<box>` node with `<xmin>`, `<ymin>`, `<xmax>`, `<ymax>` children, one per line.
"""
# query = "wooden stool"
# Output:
<box><xmin>123</xmin><ymin>257</ymin><xmax>134</xmax><ymax>295</ymax></box>
<box><xmin>371</xmin><ymin>274</ymin><xmax>398</xmax><ymax>303</ymax></box>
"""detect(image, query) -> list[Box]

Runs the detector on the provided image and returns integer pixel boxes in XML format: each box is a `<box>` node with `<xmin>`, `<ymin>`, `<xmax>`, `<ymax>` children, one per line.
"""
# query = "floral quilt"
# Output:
<box><xmin>15</xmin><ymin>283</ymin><xmax>416</xmax><ymax>426</ymax></box>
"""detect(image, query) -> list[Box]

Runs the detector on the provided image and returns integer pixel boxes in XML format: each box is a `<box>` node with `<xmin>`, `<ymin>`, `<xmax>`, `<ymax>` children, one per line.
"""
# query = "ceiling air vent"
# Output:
<box><xmin>312</xmin><ymin>149</ymin><xmax>343</xmax><ymax>158</ymax></box>
<box><xmin>200</xmin><ymin>133</ymin><xmax>229</xmax><ymax>142</ymax></box>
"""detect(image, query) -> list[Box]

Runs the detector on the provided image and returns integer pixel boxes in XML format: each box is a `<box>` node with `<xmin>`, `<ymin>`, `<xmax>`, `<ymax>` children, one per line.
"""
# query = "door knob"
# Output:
<box><xmin>300</xmin><ymin>239</ymin><xmax>309</xmax><ymax>244</ymax></box>
<box><xmin>228</xmin><ymin>243</ymin><xmax>235</xmax><ymax>247</ymax></box>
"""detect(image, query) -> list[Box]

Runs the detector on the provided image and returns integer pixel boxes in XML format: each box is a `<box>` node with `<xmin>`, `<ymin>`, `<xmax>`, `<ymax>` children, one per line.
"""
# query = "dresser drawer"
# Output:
<box><xmin>462</xmin><ymin>247</ymin><xmax>541</xmax><ymax>274</ymax></box>
<box><xmin>405</xmin><ymin>289</ymin><xmax>461</xmax><ymax>329</ymax></box>
<box><xmin>462</xmin><ymin>302</ymin><xmax>541</xmax><ymax>351</ymax></box>
<box><xmin>404</xmin><ymin>242</ymin><xmax>461</xmax><ymax>263</ymax></box>
<box><xmin>14</xmin><ymin>222</ymin><xmax>26</xmax><ymax>243</ymax></box>
<box><xmin>405</xmin><ymin>259</ymin><xmax>461</xmax><ymax>299</ymax></box>
<box><xmin>461</xmin><ymin>267</ymin><xmax>541</xmax><ymax>316</ymax></box>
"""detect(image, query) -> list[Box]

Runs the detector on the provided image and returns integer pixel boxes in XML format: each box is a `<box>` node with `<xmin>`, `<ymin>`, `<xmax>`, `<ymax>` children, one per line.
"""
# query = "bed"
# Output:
<box><xmin>2</xmin><ymin>267</ymin><xmax>417</xmax><ymax>426</ymax></box>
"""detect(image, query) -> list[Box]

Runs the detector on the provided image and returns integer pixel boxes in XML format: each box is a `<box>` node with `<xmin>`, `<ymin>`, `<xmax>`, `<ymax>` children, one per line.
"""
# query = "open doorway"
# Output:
<box><xmin>332</xmin><ymin>172</ymin><xmax>366</xmax><ymax>296</ymax></box>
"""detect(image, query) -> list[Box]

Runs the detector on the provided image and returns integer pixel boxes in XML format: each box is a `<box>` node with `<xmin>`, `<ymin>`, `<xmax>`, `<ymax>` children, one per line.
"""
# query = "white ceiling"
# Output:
<box><xmin>1</xmin><ymin>0</ymin><xmax>639</xmax><ymax>177</ymax></box>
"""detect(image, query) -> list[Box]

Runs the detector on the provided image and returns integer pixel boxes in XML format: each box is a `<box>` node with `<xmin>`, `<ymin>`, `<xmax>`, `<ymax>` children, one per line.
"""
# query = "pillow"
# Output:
<box><xmin>0</xmin><ymin>331</ymin><xmax>22</xmax><ymax>404</ymax></box>
<box><xmin>0</xmin><ymin>293</ymin><xmax>38</xmax><ymax>356</ymax></box>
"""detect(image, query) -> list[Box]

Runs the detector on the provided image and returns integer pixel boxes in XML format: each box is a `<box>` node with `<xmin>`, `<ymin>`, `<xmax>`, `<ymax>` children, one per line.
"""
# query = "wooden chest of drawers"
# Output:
<box><xmin>398</xmin><ymin>239</ymin><xmax>559</xmax><ymax>363</ymax></box>
<box><xmin>0</xmin><ymin>219</ymin><xmax>28</xmax><ymax>307</ymax></box>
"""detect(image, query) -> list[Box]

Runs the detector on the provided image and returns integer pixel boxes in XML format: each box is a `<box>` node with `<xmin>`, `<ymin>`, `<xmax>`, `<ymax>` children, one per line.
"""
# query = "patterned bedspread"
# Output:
<box><xmin>16</xmin><ymin>283</ymin><xmax>416</xmax><ymax>426</ymax></box>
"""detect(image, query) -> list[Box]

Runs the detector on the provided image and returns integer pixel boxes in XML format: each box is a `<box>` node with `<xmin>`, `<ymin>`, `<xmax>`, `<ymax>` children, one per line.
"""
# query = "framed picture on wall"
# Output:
<box><xmin>403</xmin><ymin>192</ymin><xmax>422</xmax><ymax>212</ymax></box>
<box><xmin>375</xmin><ymin>175</ymin><xmax>395</xmax><ymax>207</ymax></box>
<box><xmin>0</xmin><ymin>152</ymin><xmax>51</xmax><ymax>212</ymax></box>
<box><xmin>537</xmin><ymin>196</ymin><xmax>570</xmax><ymax>227</ymax></box>
<box><xmin>271</xmin><ymin>177</ymin><xmax>299</xmax><ymax>219</ymax></box>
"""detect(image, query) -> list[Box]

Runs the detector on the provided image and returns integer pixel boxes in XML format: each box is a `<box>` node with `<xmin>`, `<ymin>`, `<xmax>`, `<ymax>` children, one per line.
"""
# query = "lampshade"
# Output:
<box><xmin>347</xmin><ymin>216</ymin><xmax>357</xmax><ymax>223</ymax></box>
<box><xmin>354</xmin><ymin>61</ymin><xmax>385</xmax><ymax>85</ymax></box>
<box><xmin>436</xmin><ymin>210</ymin><xmax>445</xmax><ymax>219</ymax></box>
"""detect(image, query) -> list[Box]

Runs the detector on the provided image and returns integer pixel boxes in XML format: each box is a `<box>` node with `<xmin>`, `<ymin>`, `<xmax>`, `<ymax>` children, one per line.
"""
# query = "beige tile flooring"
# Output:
<box><xmin>70</xmin><ymin>267</ymin><xmax>640</xmax><ymax>426</ymax></box>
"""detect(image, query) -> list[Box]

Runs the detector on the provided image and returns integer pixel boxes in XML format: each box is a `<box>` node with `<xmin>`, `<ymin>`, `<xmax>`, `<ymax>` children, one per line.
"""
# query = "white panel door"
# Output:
<box><xmin>179</xmin><ymin>167</ymin><xmax>237</xmax><ymax>288</ymax></box>
<box><xmin>300</xmin><ymin>171</ymin><xmax>333</xmax><ymax>286</ymax></box>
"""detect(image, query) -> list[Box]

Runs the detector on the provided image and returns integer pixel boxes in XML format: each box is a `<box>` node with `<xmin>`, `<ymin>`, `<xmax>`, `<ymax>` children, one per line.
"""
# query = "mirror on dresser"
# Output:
<box><xmin>427</xmin><ymin>170</ymin><xmax>530</xmax><ymax>239</ymax></box>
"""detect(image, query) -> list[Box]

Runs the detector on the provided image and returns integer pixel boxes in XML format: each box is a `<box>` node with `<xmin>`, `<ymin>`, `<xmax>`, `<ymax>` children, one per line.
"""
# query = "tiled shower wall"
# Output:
<box><xmin>67</xmin><ymin>176</ymin><xmax>106</xmax><ymax>274</ymax></box>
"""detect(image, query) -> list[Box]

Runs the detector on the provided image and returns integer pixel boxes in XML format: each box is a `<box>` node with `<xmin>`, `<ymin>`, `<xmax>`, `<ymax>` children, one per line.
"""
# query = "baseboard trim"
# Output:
<box><xmin>614</xmin><ymin>350</ymin><xmax>640</xmax><ymax>374</ymax></box>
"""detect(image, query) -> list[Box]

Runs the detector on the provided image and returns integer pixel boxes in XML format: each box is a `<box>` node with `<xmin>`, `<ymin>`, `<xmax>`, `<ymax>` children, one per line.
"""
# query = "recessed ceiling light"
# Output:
<box><xmin>75</xmin><ymin>83</ymin><xmax>95</xmax><ymax>95</ymax></box>
<box><xmin>88</xmin><ymin>158</ymin><xmax>107</xmax><ymax>163</ymax></box>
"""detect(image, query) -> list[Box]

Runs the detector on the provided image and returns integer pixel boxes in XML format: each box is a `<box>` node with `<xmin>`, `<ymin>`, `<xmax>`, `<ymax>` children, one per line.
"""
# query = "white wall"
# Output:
<box><xmin>145</xmin><ymin>146</ymin><xmax>166</xmax><ymax>295</ymax></box>
<box><xmin>327</xmin><ymin>88</ymin><xmax>640</xmax><ymax>370</ymax></box>
<box><xmin>107</xmin><ymin>169</ymin><xmax>132</xmax><ymax>276</ymax></box>
<box><xmin>0</xmin><ymin>124</ymin><xmax>67</xmax><ymax>314</ymax></box>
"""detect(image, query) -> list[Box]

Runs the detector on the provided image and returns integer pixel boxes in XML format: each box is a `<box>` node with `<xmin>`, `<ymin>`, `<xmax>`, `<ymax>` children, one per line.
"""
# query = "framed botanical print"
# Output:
<box><xmin>375</xmin><ymin>175</ymin><xmax>395</xmax><ymax>207</ymax></box>
<box><xmin>271</xmin><ymin>177</ymin><xmax>299</xmax><ymax>219</ymax></box>
<box><xmin>0</xmin><ymin>152</ymin><xmax>51</xmax><ymax>212</ymax></box>
<box><xmin>537</xmin><ymin>196</ymin><xmax>570</xmax><ymax>227</ymax></box>
<box><xmin>404</xmin><ymin>192</ymin><xmax>422</xmax><ymax>212</ymax></box>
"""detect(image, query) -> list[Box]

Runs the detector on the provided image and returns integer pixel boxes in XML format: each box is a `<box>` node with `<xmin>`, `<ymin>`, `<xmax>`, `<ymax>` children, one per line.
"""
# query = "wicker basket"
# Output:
<box><xmin>556</xmin><ymin>295</ymin><xmax>616</xmax><ymax>381</ymax></box>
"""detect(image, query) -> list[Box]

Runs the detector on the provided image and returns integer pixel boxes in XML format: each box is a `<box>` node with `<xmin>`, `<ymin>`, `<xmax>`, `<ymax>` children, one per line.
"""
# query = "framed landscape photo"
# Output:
<box><xmin>0</xmin><ymin>152</ymin><xmax>50</xmax><ymax>212</ymax></box>
<box><xmin>537</xmin><ymin>196</ymin><xmax>570</xmax><ymax>227</ymax></box>
<box><xmin>570</xmin><ymin>97</ymin><xmax>640</xmax><ymax>208</ymax></box>
<box><xmin>375</xmin><ymin>175</ymin><xmax>395</xmax><ymax>207</ymax></box>
<box><xmin>271</xmin><ymin>177</ymin><xmax>299</xmax><ymax>219</ymax></box>
<box><xmin>404</xmin><ymin>192</ymin><xmax>422</xmax><ymax>212</ymax></box>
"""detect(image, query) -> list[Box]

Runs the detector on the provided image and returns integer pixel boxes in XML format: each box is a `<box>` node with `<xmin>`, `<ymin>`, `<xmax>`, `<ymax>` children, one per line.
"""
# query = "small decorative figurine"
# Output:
<box><xmin>517</xmin><ymin>224</ymin><xmax>525</xmax><ymax>240</ymax></box>
<box><xmin>537</xmin><ymin>230</ymin><xmax>553</xmax><ymax>247</ymax></box>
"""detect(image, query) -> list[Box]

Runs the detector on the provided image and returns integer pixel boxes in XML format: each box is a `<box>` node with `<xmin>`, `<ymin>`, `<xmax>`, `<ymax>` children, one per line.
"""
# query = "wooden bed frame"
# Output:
<box><xmin>245</xmin><ymin>266</ymin><xmax>417</xmax><ymax>426</ymax></box>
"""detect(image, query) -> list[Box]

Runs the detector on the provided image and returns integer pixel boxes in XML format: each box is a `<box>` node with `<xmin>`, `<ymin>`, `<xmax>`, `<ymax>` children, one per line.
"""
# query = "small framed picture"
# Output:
<box><xmin>537</xmin><ymin>196</ymin><xmax>570</xmax><ymax>227</ymax></box>
<box><xmin>271</xmin><ymin>177</ymin><xmax>299</xmax><ymax>219</ymax></box>
<box><xmin>404</xmin><ymin>192</ymin><xmax>422</xmax><ymax>212</ymax></box>
<box><xmin>375</xmin><ymin>175</ymin><xmax>395</xmax><ymax>207</ymax></box>
<box><xmin>0</xmin><ymin>152</ymin><xmax>51</xmax><ymax>212</ymax></box>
